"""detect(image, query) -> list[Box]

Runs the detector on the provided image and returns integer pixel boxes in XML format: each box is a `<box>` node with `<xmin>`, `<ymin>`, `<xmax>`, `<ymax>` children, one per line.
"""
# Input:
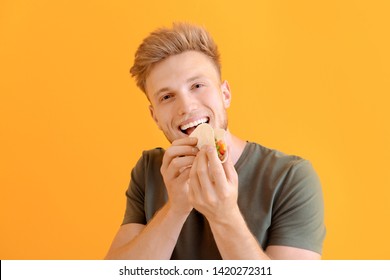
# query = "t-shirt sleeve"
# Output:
<box><xmin>267</xmin><ymin>159</ymin><xmax>326</xmax><ymax>254</ymax></box>
<box><xmin>121</xmin><ymin>153</ymin><xmax>147</xmax><ymax>225</ymax></box>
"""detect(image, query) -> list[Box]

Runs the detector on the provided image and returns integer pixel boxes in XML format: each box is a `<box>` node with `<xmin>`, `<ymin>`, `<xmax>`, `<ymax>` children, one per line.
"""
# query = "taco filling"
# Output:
<box><xmin>215</xmin><ymin>139</ymin><xmax>227</xmax><ymax>161</ymax></box>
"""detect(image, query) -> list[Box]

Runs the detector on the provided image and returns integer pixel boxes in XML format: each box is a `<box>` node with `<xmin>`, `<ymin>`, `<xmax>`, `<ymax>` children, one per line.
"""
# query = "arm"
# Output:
<box><xmin>188</xmin><ymin>146</ymin><xmax>322</xmax><ymax>260</ymax></box>
<box><xmin>105</xmin><ymin>138</ymin><xmax>198</xmax><ymax>259</ymax></box>
<box><xmin>104</xmin><ymin>203</ymin><xmax>189</xmax><ymax>259</ymax></box>
<box><xmin>206</xmin><ymin>208</ymin><xmax>321</xmax><ymax>259</ymax></box>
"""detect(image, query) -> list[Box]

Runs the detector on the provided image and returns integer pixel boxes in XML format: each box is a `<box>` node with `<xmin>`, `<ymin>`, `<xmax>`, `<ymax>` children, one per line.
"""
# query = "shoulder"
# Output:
<box><xmin>238</xmin><ymin>142</ymin><xmax>321</xmax><ymax>195</ymax></box>
<box><xmin>238</xmin><ymin>142</ymin><xmax>309</xmax><ymax>174</ymax></box>
<box><xmin>132</xmin><ymin>147</ymin><xmax>165</xmax><ymax>175</ymax></box>
<box><xmin>141</xmin><ymin>147</ymin><xmax>165</xmax><ymax>162</ymax></box>
<box><xmin>249</xmin><ymin>142</ymin><xmax>302</xmax><ymax>161</ymax></box>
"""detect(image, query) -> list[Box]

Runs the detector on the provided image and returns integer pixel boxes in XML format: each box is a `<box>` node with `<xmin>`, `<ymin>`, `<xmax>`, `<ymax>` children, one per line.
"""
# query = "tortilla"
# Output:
<box><xmin>190</xmin><ymin>123</ymin><xmax>214</xmax><ymax>148</ymax></box>
<box><xmin>190</xmin><ymin>123</ymin><xmax>228</xmax><ymax>162</ymax></box>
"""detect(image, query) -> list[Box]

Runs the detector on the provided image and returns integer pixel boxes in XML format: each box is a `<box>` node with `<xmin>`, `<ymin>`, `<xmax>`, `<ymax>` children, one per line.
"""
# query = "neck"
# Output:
<box><xmin>225</xmin><ymin>129</ymin><xmax>247</xmax><ymax>165</ymax></box>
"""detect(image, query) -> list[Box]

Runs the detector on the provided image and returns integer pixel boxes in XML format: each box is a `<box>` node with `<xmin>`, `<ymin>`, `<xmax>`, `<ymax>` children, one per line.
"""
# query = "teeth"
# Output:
<box><xmin>180</xmin><ymin>118</ymin><xmax>208</xmax><ymax>131</ymax></box>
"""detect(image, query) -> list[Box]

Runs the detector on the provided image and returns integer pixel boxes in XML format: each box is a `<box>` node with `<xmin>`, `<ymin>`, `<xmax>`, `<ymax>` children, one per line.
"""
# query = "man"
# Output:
<box><xmin>105</xmin><ymin>23</ymin><xmax>325</xmax><ymax>260</ymax></box>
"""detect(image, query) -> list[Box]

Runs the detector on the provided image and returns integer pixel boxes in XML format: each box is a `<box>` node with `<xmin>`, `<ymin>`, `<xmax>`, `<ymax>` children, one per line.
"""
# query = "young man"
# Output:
<box><xmin>105</xmin><ymin>23</ymin><xmax>326</xmax><ymax>260</ymax></box>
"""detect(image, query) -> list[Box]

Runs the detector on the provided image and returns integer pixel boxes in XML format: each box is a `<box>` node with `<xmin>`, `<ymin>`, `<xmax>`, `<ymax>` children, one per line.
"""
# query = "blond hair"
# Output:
<box><xmin>130</xmin><ymin>22</ymin><xmax>221</xmax><ymax>94</ymax></box>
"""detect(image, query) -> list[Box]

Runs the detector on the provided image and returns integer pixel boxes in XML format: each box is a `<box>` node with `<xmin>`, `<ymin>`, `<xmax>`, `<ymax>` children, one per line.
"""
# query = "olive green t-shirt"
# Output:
<box><xmin>122</xmin><ymin>142</ymin><xmax>326</xmax><ymax>259</ymax></box>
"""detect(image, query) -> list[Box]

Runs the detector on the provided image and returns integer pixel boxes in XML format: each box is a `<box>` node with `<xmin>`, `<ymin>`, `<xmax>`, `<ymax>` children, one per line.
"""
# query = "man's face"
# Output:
<box><xmin>145</xmin><ymin>51</ymin><xmax>231</xmax><ymax>143</ymax></box>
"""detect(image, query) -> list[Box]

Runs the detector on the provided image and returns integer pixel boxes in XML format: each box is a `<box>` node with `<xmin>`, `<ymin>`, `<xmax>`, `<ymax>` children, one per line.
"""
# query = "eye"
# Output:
<box><xmin>160</xmin><ymin>94</ymin><xmax>172</xmax><ymax>102</ymax></box>
<box><xmin>192</xmin><ymin>83</ymin><xmax>204</xmax><ymax>90</ymax></box>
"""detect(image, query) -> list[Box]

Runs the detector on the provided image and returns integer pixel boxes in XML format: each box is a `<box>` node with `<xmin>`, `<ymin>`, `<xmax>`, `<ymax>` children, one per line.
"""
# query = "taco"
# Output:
<box><xmin>190</xmin><ymin>123</ymin><xmax>228</xmax><ymax>162</ymax></box>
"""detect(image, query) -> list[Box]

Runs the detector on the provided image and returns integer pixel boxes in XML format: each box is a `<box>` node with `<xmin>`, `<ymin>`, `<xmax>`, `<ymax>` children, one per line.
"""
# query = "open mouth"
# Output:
<box><xmin>180</xmin><ymin>117</ymin><xmax>209</xmax><ymax>135</ymax></box>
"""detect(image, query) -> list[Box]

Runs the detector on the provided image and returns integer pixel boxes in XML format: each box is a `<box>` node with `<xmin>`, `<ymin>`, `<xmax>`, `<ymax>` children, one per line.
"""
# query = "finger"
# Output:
<box><xmin>162</xmin><ymin>145</ymin><xmax>198</xmax><ymax>172</ymax></box>
<box><xmin>166</xmin><ymin>155</ymin><xmax>196</xmax><ymax>178</ymax></box>
<box><xmin>177</xmin><ymin>165</ymin><xmax>192</xmax><ymax>183</ymax></box>
<box><xmin>196</xmin><ymin>148</ymin><xmax>214</xmax><ymax>190</ymax></box>
<box><xmin>204</xmin><ymin>145</ymin><xmax>227</xmax><ymax>188</ymax></box>
<box><xmin>190</xmin><ymin>149</ymin><xmax>219</xmax><ymax>212</ymax></box>
<box><xmin>178</xmin><ymin>164</ymin><xmax>192</xmax><ymax>174</ymax></box>
<box><xmin>164</xmin><ymin>145</ymin><xmax>199</xmax><ymax>161</ymax></box>
<box><xmin>171</xmin><ymin>137</ymin><xmax>198</xmax><ymax>147</ymax></box>
<box><xmin>188</xmin><ymin>153</ymin><xmax>202</xmax><ymax>201</ymax></box>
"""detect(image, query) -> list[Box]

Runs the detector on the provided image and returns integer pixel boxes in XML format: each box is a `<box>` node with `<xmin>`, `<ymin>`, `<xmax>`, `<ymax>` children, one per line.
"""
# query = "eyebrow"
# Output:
<box><xmin>186</xmin><ymin>75</ymin><xmax>203</xmax><ymax>83</ymax></box>
<box><xmin>153</xmin><ymin>87</ymin><xmax>170</xmax><ymax>98</ymax></box>
<box><xmin>152</xmin><ymin>75</ymin><xmax>205</xmax><ymax>98</ymax></box>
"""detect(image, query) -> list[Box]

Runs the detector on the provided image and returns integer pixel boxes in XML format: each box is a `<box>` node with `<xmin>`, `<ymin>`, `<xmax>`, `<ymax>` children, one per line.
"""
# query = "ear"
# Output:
<box><xmin>149</xmin><ymin>104</ymin><xmax>162</xmax><ymax>130</ymax></box>
<box><xmin>221</xmin><ymin>80</ymin><xmax>232</xmax><ymax>109</ymax></box>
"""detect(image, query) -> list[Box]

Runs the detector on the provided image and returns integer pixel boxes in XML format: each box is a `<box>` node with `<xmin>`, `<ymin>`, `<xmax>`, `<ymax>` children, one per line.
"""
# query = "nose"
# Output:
<box><xmin>176</xmin><ymin>93</ymin><xmax>198</xmax><ymax>115</ymax></box>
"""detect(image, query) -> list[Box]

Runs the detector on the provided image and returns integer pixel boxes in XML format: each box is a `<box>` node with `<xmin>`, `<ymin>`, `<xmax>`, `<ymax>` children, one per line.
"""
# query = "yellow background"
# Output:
<box><xmin>1</xmin><ymin>0</ymin><xmax>389</xmax><ymax>259</ymax></box>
